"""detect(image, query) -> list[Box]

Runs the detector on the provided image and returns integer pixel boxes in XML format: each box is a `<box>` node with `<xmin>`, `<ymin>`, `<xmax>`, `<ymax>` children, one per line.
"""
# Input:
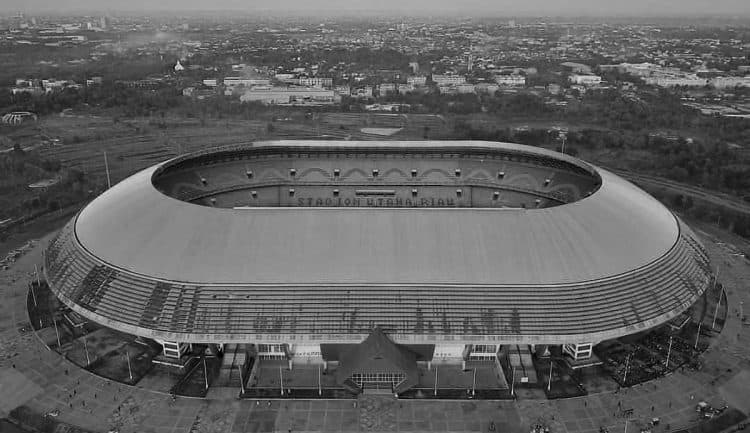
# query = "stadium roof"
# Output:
<box><xmin>74</xmin><ymin>141</ymin><xmax>675</xmax><ymax>286</ymax></box>
<box><xmin>44</xmin><ymin>141</ymin><xmax>712</xmax><ymax>344</ymax></box>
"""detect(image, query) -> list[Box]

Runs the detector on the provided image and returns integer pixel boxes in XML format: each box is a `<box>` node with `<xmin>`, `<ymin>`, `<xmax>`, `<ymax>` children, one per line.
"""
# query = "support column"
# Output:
<box><xmin>563</xmin><ymin>343</ymin><xmax>593</xmax><ymax>361</ymax></box>
<box><xmin>158</xmin><ymin>340</ymin><xmax>188</xmax><ymax>359</ymax></box>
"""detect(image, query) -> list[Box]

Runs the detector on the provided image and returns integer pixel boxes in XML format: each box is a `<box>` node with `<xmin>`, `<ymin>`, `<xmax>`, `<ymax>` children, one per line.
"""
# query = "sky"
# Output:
<box><xmin>1</xmin><ymin>0</ymin><xmax>749</xmax><ymax>16</ymax></box>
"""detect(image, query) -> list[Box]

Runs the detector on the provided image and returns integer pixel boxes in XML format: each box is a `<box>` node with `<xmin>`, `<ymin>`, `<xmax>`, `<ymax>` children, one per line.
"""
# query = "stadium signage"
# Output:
<box><xmin>296</xmin><ymin>197</ymin><xmax>458</xmax><ymax>207</ymax></box>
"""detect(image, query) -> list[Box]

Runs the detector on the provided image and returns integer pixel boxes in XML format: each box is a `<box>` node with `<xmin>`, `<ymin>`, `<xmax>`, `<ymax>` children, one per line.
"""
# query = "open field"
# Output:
<box><xmin>0</xmin><ymin>113</ymin><xmax>450</xmax><ymax>189</ymax></box>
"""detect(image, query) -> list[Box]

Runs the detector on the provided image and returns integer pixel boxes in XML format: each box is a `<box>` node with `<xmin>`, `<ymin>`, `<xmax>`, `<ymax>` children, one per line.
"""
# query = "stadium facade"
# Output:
<box><xmin>43</xmin><ymin>140</ymin><xmax>712</xmax><ymax>391</ymax></box>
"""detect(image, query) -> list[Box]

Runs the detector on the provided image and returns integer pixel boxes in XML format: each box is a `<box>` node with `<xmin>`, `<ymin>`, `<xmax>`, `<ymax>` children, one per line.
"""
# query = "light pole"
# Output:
<box><xmin>103</xmin><ymin>151</ymin><xmax>111</xmax><ymax>189</ymax></box>
<box><xmin>510</xmin><ymin>365</ymin><xmax>516</xmax><ymax>397</ymax></box>
<box><xmin>695</xmin><ymin>320</ymin><xmax>702</xmax><ymax>350</ymax></box>
<box><xmin>712</xmin><ymin>285</ymin><xmax>725</xmax><ymax>330</ymax></box>
<box><xmin>279</xmin><ymin>366</ymin><xmax>284</xmax><ymax>396</ymax></box>
<box><xmin>203</xmin><ymin>357</ymin><xmax>209</xmax><ymax>391</ymax></box>
<box><xmin>665</xmin><ymin>336</ymin><xmax>673</xmax><ymax>368</ymax></box>
<box><xmin>83</xmin><ymin>335</ymin><xmax>91</xmax><ymax>366</ymax></box>
<box><xmin>125</xmin><ymin>351</ymin><xmax>133</xmax><ymax>381</ymax></box>
<box><xmin>318</xmin><ymin>365</ymin><xmax>322</xmax><ymax>396</ymax></box>
<box><xmin>547</xmin><ymin>359</ymin><xmax>553</xmax><ymax>392</ymax></box>
<box><xmin>239</xmin><ymin>364</ymin><xmax>246</xmax><ymax>395</ymax></box>
<box><xmin>434</xmin><ymin>365</ymin><xmax>438</xmax><ymax>396</ymax></box>
<box><xmin>472</xmin><ymin>368</ymin><xmax>476</xmax><ymax>396</ymax></box>
<box><xmin>622</xmin><ymin>354</ymin><xmax>631</xmax><ymax>385</ymax></box>
<box><xmin>53</xmin><ymin>318</ymin><xmax>61</xmax><ymax>348</ymax></box>
<box><xmin>30</xmin><ymin>282</ymin><xmax>38</xmax><ymax>307</ymax></box>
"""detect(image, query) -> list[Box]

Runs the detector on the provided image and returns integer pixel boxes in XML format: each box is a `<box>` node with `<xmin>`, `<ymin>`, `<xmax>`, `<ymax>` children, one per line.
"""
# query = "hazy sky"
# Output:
<box><xmin>2</xmin><ymin>0</ymin><xmax>749</xmax><ymax>16</ymax></box>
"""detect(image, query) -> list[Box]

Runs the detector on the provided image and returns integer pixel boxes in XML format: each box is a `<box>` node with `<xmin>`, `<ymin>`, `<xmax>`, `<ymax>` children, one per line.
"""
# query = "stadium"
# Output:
<box><xmin>42</xmin><ymin>140</ymin><xmax>713</xmax><ymax>394</ymax></box>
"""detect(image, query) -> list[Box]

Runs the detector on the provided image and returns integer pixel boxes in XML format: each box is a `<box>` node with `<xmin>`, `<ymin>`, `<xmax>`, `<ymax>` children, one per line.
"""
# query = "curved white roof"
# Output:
<box><xmin>44</xmin><ymin>141</ymin><xmax>711</xmax><ymax>344</ymax></box>
<box><xmin>74</xmin><ymin>141</ymin><xmax>676</xmax><ymax>286</ymax></box>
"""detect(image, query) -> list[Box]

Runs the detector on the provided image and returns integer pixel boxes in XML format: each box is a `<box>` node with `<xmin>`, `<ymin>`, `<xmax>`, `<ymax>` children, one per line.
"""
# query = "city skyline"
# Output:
<box><xmin>1</xmin><ymin>0</ymin><xmax>749</xmax><ymax>16</ymax></box>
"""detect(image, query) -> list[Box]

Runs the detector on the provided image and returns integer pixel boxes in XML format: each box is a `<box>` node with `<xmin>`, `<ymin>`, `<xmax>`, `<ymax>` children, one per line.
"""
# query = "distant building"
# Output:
<box><xmin>569</xmin><ymin>74</ymin><xmax>602</xmax><ymax>86</ymax></box>
<box><xmin>546</xmin><ymin>83</ymin><xmax>562</xmax><ymax>95</ymax></box>
<box><xmin>42</xmin><ymin>79</ymin><xmax>78</xmax><ymax>92</ymax></box>
<box><xmin>710</xmin><ymin>76</ymin><xmax>750</xmax><ymax>89</ymax></box>
<box><xmin>432</xmin><ymin>74</ymin><xmax>466</xmax><ymax>86</ymax></box>
<box><xmin>203</xmin><ymin>79</ymin><xmax>218</xmax><ymax>87</ymax></box>
<box><xmin>15</xmin><ymin>78</ymin><xmax>35</xmax><ymax>87</ymax></box>
<box><xmin>224</xmin><ymin>77</ymin><xmax>271</xmax><ymax>87</ymax></box>
<box><xmin>351</xmin><ymin>86</ymin><xmax>374</xmax><ymax>98</ymax></box>
<box><xmin>397</xmin><ymin>83</ymin><xmax>416</xmax><ymax>93</ymax></box>
<box><xmin>297</xmin><ymin>77</ymin><xmax>333</xmax><ymax>88</ymax></box>
<box><xmin>378</xmin><ymin>83</ymin><xmax>397</xmax><ymax>95</ymax></box>
<box><xmin>183</xmin><ymin>87</ymin><xmax>215</xmax><ymax>100</ymax></box>
<box><xmin>474</xmin><ymin>83</ymin><xmax>499</xmax><ymax>94</ymax></box>
<box><xmin>11</xmin><ymin>87</ymin><xmax>42</xmax><ymax>96</ymax></box>
<box><xmin>239</xmin><ymin>86</ymin><xmax>338</xmax><ymax>105</ymax></box>
<box><xmin>456</xmin><ymin>84</ymin><xmax>476</xmax><ymax>94</ymax></box>
<box><xmin>376</xmin><ymin>70</ymin><xmax>402</xmax><ymax>81</ymax></box>
<box><xmin>86</xmin><ymin>76</ymin><xmax>103</xmax><ymax>86</ymax></box>
<box><xmin>438</xmin><ymin>84</ymin><xmax>475</xmax><ymax>94</ymax></box>
<box><xmin>334</xmin><ymin>85</ymin><xmax>351</xmax><ymax>96</ymax></box>
<box><xmin>2</xmin><ymin>111</ymin><xmax>37</xmax><ymax>125</ymax></box>
<box><xmin>645</xmin><ymin>76</ymin><xmax>707</xmax><ymax>88</ymax></box>
<box><xmin>561</xmin><ymin>62</ymin><xmax>592</xmax><ymax>74</ymax></box>
<box><xmin>495</xmin><ymin>74</ymin><xmax>526</xmax><ymax>87</ymax></box>
<box><xmin>407</xmin><ymin>75</ymin><xmax>427</xmax><ymax>86</ymax></box>
<box><xmin>274</xmin><ymin>73</ymin><xmax>295</xmax><ymax>82</ymax></box>
<box><xmin>115</xmin><ymin>79</ymin><xmax>164</xmax><ymax>89</ymax></box>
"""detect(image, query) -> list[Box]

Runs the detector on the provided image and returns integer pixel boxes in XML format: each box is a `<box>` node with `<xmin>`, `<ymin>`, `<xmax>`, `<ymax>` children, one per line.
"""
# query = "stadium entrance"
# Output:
<box><xmin>334</xmin><ymin>327</ymin><xmax>419</xmax><ymax>394</ymax></box>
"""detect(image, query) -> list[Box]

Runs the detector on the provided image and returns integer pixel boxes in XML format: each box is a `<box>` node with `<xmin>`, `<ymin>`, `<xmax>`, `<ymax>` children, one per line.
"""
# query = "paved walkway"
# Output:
<box><xmin>0</xmin><ymin>227</ymin><xmax>749</xmax><ymax>433</ymax></box>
